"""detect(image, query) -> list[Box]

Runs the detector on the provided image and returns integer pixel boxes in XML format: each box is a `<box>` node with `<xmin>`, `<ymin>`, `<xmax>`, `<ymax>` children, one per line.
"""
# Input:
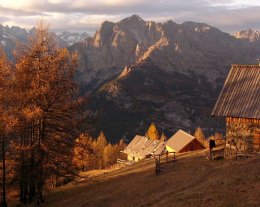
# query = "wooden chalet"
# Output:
<box><xmin>166</xmin><ymin>130</ymin><xmax>205</xmax><ymax>153</ymax></box>
<box><xmin>212</xmin><ymin>65</ymin><xmax>260</xmax><ymax>154</ymax></box>
<box><xmin>123</xmin><ymin>135</ymin><xmax>166</xmax><ymax>162</ymax></box>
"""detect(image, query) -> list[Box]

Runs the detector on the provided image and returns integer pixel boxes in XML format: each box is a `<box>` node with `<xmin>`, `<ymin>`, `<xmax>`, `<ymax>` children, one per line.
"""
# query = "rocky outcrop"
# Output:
<box><xmin>72</xmin><ymin>16</ymin><xmax>260</xmax><ymax>94</ymax></box>
<box><xmin>234</xmin><ymin>29</ymin><xmax>260</xmax><ymax>42</ymax></box>
<box><xmin>70</xmin><ymin>15</ymin><xmax>164</xmax><ymax>89</ymax></box>
<box><xmin>0</xmin><ymin>25</ymin><xmax>28</xmax><ymax>59</ymax></box>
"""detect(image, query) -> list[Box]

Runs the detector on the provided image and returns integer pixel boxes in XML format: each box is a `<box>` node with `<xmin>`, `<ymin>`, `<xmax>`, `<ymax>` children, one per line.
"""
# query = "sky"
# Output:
<box><xmin>0</xmin><ymin>0</ymin><xmax>260</xmax><ymax>35</ymax></box>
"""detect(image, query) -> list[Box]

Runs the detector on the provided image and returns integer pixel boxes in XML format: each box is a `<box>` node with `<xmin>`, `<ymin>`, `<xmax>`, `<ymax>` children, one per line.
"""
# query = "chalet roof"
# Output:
<box><xmin>212</xmin><ymin>65</ymin><xmax>260</xmax><ymax>119</ymax></box>
<box><xmin>123</xmin><ymin>135</ymin><xmax>165</xmax><ymax>159</ymax></box>
<box><xmin>166</xmin><ymin>130</ymin><xmax>195</xmax><ymax>152</ymax></box>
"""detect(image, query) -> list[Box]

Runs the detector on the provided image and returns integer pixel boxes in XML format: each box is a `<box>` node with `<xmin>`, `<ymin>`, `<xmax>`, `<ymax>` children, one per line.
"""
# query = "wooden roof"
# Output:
<box><xmin>212</xmin><ymin>65</ymin><xmax>260</xmax><ymax>119</ymax></box>
<box><xmin>166</xmin><ymin>130</ymin><xmax>196</xmax><ymax>152</ymax></box>
<box><xmin>123</xmin><ymin>135</ymin><xmax>166</xmax><ymax>159</ymax></box>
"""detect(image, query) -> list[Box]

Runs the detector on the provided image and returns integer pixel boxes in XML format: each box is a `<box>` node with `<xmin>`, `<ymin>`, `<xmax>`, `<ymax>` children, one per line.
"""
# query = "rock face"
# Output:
<box><xmin>0</xmin><ymin>25</ymin><xmax>28</xmax><ymax>59</ymax></box>
<box><xmin>70</xmin><ymin>15</ymin><xmax>163</xmax><ymax>89</ymax></box>
<box><xmin>234</xmin><ymin>29</ymin><xmax>260</xmax><ymax>42</ymax></box>
<box><xmin>71</xmin><ymin>16</ymin><xmax>260</xmax><ymax>92</ymax></box>
<box><xmin>75</xmin><ymin>16</ymin><xmax>260</xmax><ymax>142</ymax></box>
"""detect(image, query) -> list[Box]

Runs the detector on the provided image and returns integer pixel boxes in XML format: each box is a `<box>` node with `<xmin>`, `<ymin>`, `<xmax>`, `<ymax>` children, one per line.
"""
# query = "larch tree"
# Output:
<box><xmin>73</xmin><ymin>134</ymin><xmax>94</xmax><ymax>172</ymax></box>
<box><xmin>117</xmin><ymin>139</ymin><xmax>127</xmax><ymax>160</ymax></box>
<box><xmin>93</xmin><ymin>131</ymin><xmax>108</xmax><ymax>169</ymax></box>
<box><xmin>145</xmin><ymin>123</ymin><xmax>160</xmax><ymax>140</ymax></box>
<box><xmin>160</xmin><ymin>132</ymin><xmax>167</xmax><ymax>141</ymax></box>
<box><xmin>103</xmin><ymin>143</ymin><xmax>113</xmax><ymax>167</ymax></box>
<box><xmin>194</xmin><ymin>127</ymin><xmax>206</xmax><ymax>146</ymax></box>
<box><xmin>11</xmin><ymin>22</ymin><xmax>81</xmax><ymax>205</ymax></box>
<box><xmin>0</xmin><ymin>48</ymin><xmax>15</xmax><ymax>207</ymax></box>
<box><xmin>213</xmin><ymin>132</ymin><xmax>224</xmax><ymax>146</ymax></box>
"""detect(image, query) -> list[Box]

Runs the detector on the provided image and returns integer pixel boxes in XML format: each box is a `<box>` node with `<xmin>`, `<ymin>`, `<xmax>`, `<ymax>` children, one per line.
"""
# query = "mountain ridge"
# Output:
<box><xmin>0</xmin><ymin>24</ymin><xmax>90</xmax><ymax>59</ymax></box>
<box><xmin>75</xmin><ymin>15</ymin><xmax>259</xmax><ymax>141</ymax></box>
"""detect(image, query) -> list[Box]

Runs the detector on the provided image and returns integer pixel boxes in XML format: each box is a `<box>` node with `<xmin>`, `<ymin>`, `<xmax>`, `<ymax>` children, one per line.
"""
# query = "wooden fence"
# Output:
<box><xmin>117</xmin><ymin>158</ymin><xmax>126</xmax><ymax>164</ymax></box>
<box><xmin>154</xmin><ymin>151</ymin><xmax>176</xmax><ymax>176</ymax></box>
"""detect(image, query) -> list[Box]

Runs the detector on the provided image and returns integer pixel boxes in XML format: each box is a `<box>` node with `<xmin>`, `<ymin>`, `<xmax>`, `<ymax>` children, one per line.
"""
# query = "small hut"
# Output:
<box><xmin>123</xmin><ymin>135</ymin><xmax>165</xmax><ymax>162</ymax></box>
<box><xmin>166</xmin><ymin>130</ymin><xmax>205</xmax><ymax>153</ymax></box>
<box><xmin>212</xmin><ymin>64</ymin><xmax>260</xmax><ymax>154</ymax></box>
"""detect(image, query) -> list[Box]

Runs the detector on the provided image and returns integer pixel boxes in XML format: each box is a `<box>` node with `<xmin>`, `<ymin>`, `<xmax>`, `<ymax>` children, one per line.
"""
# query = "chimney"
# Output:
<box><xmin>258</xmin><ymin>58</ymin><xmax>260</xmax><ymax>66</ymax></box>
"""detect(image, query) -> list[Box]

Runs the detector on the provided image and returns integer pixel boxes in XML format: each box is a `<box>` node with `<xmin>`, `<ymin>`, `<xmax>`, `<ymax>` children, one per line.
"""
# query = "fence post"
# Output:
<box><xmin>155</xmin><ymin>156</ymin><xmax>160</xmax><ymax>176</ymax></box>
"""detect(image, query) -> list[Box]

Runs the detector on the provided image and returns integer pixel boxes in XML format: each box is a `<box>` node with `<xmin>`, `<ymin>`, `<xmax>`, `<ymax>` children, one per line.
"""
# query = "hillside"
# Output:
<box><xmin>27</xmin><ymin>151</ymin><xmax>260</xmax><ymax>207</ymax></box>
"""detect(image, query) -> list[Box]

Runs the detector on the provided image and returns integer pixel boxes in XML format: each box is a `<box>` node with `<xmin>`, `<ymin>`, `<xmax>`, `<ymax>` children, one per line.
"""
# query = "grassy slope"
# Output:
<box><xmin>15</xmin><ymin>151</ymin><xmax>260</xmax><ymax>207</ymax></box>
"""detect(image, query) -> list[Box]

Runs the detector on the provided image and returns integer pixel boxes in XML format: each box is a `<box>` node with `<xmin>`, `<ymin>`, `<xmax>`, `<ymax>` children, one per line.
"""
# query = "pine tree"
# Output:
<box><xmin>145</xmin><ymin>123</ymin><xmax>160</xmax><ymax>140</ymax></box>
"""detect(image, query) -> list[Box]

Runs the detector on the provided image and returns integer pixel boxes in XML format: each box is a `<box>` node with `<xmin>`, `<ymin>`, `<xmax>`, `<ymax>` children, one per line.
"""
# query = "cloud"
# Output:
<box><xmin>0</xmin><ymin>0</ymin><xmax>260</xmax><ymax>33</ymax></box>
<box><xmin>0</xmin><ymin>6</ymin><xmax>44</xmax><ymax>17</ymax></box>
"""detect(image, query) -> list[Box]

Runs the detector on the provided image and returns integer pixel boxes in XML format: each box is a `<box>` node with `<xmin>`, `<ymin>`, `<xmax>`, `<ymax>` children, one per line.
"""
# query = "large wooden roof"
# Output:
<box><xmin>123</xmin><ymin>135</ymin><xmax>165</xmax><ymax>159</ymax></box>
<box><xmin>212</xmin><ymin>65</ymin><xmax>260</xmax><ymax>119</ymax></box>
<box><xmin>166</xmin><ymin>130</ymin><xmax>196</xmax><ymax>152</ymax></box>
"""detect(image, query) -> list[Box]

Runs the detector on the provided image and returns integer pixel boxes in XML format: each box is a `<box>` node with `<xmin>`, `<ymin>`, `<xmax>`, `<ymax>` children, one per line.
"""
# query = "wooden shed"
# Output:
<box><xmin>212</xmin><ymin>64</ymin><xmax>260</xmax><ymax>154</ymax></box>
<box><xmin>123</xmin><ymin>135</ymin><xmax>166</xmax><ymax>162</ymax></box>
<box><xmin>166</xmin><ymin>130</ymin><xmax>205</xmax><ymax>153</ymax></box>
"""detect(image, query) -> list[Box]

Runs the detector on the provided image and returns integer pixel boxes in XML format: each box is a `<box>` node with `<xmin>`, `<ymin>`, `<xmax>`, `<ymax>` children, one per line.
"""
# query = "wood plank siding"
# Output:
<box><xmin>179</xmin><ymin>139</ymin><xmax>205</xmax><ymax>153</ymax></box>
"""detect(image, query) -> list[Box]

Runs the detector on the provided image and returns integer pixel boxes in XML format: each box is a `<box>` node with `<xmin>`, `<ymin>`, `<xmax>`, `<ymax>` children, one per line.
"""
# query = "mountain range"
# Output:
<box><xmin>69</xmin><ymin>15</ymin><xmax>260</xmax><ymax>142</ymax></box>
<box><xmin>1</xmin><ymin>15</ymin><xmax>260</xmax><ymax>142</ymax></box>
<box><xmin>0</xmin><ymin>24</ymin><xmax>89</xmax><ymax>59</ymax></box>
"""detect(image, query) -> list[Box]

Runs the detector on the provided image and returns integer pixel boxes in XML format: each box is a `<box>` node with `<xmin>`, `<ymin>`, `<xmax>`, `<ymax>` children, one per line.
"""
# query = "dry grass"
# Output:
<box><xmin>10</xmin><ymin>150</ymin><xmax>260</xmax><ymax>207</ymax></box>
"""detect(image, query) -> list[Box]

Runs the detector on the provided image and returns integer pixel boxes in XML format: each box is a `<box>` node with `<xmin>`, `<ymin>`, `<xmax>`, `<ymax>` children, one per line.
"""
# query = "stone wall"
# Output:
<box><xmin>226</xmin><ymin>120</ymin><xmax>260</xmax><ymax>154</ymax></box>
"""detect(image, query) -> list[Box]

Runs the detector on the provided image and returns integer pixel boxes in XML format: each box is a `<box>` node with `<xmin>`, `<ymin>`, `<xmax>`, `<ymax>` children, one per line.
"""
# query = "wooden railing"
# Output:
<box><xmin>154</xmin><ymin>151</ymin><xmax>177</xmax><ymax>176</ymax></box>
<box><xmin>117</xmin><ymin>158</ymin><xmax>126</xmax><ymax>164</ymax></box>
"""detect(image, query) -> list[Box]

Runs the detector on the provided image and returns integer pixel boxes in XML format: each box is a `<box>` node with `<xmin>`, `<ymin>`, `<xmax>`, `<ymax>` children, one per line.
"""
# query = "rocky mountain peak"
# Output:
<box><xmin>93</xmin><ymin>21</ymin><xmax>114</xmax><ymax>47</ymax></box>
<box><xmin>72</xmin><ymin>15</ymin><xmax>260</xmax><ymax>92</ymax></box>
<box><xmin>234</xmin><ymin>29</ymin><xmax>260</xmax><ymax>42</ymax></box>
<box><xmin>119</xmin><ymin>14</ymin><xmax>145</xmax><ymax>24</ymax></box>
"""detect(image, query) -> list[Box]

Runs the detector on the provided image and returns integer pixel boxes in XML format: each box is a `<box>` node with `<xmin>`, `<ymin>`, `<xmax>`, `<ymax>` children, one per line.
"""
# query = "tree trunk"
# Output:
<box><xmin>2</xmin><ymin>133</ymin><xmax>8</xmax><ymax>207</ymax></box>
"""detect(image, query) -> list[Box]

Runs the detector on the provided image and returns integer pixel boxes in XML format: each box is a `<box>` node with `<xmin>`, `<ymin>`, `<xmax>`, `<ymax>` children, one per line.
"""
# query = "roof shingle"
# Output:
<box><xmin>211</xmin><ymin>65</ymin><xmax>260</xmax><ymax>119</ymax></box>
<box><xmin>123</xmin><ymin>135</ymin><xmax>166</xmax><ymax>159</ymax></box>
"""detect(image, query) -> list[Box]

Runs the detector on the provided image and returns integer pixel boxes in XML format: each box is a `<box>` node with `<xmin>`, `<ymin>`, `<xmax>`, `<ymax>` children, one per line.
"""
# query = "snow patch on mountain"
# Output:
<box><xmin>57</xmin><ymin>31</ymin><xmax>90</xmax><ymax>46</ymax></box>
